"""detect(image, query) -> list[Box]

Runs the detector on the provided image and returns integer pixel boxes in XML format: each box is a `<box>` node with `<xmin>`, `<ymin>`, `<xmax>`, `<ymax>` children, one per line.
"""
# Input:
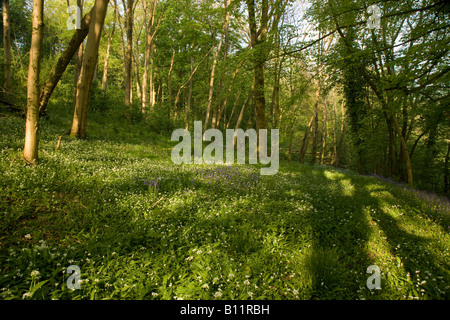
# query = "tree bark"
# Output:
<box><xmin>444</xmin><ymin>142</ymin><xmax>450</xmax><ymax>195</ymax></box>
<box><xmin>69</xmin><ymin>0</ymin><xmax>109</xmax><ymax>139</ymax></box>
<box><xmin>321</xmin><ymin>101</ymin><xmax>328</xmax><ymax>165</ymax></box>
<box><xmin>215</xmin><ymin>59</ymin><xmax>244</xmax><ymax>129</ymax></box>
<box><xmin>101</xmin><ymin>3</ymin><xmax>116</xmax><ymax>93</ymax></box>
<box><xmin>23</xmin><ymin>0</ymin><xmax>44</xmax><ymax>165</ymax></box>
<box><xmin>204</xmin><ymin>36</ymin><xmax>223</xmax><ymax>130</ymax></box>
<box><xmin>299</xmin><ymin>115</ymin><xmax>314</xmax><ymax>163</ymax></box>
<box><xmin>39</xmin><ymin>8</ymin><xmax>93</xmax><ymax>115</ymax></box>
<box><xmin>185</xmin><ymin>55</ymin><xmax>194</xmax><ymax>130</ymax></box>
<box><xmin>72</xmin><ymin>0</ymin><xmax>84</xmax><ymax>108</ymax></box>
<box><xmin>142</xmin><ymin>0</ymin><xmax>157</xmax><ymax>112</ymax></box>
<box><xmin>167</xmin><ymin>49</ymin><xmax>175</xmax><ymax>107</ymax></box>
<box><xmin>247</xmin><ymin>0</ymin><xmax>268</xmax><ymax>132</ymax></box>
<box><xmin>3</xmin><ymin>0</ymin><xmax>11</xmax><ymax>91</ymax></box>
<box><xmin>123</xmin><ymin>0</ymin><xmax>133</xmax><ymax>107</ymax></box>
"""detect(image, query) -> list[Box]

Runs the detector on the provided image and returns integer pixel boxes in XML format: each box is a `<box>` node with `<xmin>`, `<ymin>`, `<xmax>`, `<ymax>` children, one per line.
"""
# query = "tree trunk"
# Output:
<box><xmin>226</xmin><ymin>88</ymin><xmax>241</xmax><ymax>129</ymax></box>
<box><xmin>331</xmin><ymin>99</ymin><xmax>338</xmax><ymax>166</ymax></box>
<box><xmin>72</xmin><ymin>0</ymin><xmax>84</xmax><ymax>108</ymax></box>
<box><xmin>133</xmin><ymin>44</ymin><xmax>142</xmax><ymax>101</ymax></box>
<box><xmin>3</xmin><ymin>0</ymin><xmax>11</xmax><ymax>91</ymax></box>
<box><xmin>167</xmin><ymin>49</ymin><xmax>175</xmax><ymax>107</ymax></box>
<box><xmin>215</xmin><ymin>59</ymin><xmax>244</xmax><ymax>129</ymax></box>
<box><xmin>123</xmin><ymin>0</ymin><xmax>133</xmax><ymax>107</ymax></box>
<box><xmin>102</xmin><ymin>3</ymin><xmax>116</xmax><ymax>93</ymax></box>
<box><xmin>23</xmin><ymin>0</ymin><xmax>44</xmax><ymax>165</ymax></box>
<box><xmin>70</xmin><ymin>0</ymin><xmax>109</xmax><ymax>139</ymax></box>
<box><xmin>185</xmin><ymin>56</ymin><xmax>194</xmax><ymax>130</ymax></box>
<box><xmin>321</xmin><ymin>101</ymin><xmax>328</xmax><ymax>165</ymax></box>
<box><xmin>235</xmin><ymin>79</ymin><xmax>254</xmax><ymax>131</ymax></box>
<box><xmin>204</xmin><ymin>38</ymin><xmax>223</xmax><ymax>130</ymax></box>
<box><xmin>142</xmin><ymin>0</ymin><xmax>158</xmax><ymax>113</ymax></box>
<box><xmin>247</xmin><ymin>0</ymin><xmax>268</xmax><ymax>132</ymax></box>
<box><xmin>299</xmin><ymin>115</ymin><xmax>314</xmax><ymax>163</ymax></box>
<box><xmin>39</xmin><ymin>7</ymin><xmax>93</xmax><ymax>114</ymax></box>
<box><xmin>444</xmin><ymin>142</ymin><xmax>450</xmax><ymax>195</ymax></box>
<box><xmin>391</xmin><ymin>113</ymin><xmax>413</xmax><ymax>185</ymax></box>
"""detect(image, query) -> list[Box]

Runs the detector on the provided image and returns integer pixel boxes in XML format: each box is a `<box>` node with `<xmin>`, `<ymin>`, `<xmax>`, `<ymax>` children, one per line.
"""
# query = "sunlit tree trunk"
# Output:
<box><xmin>72</xmin><ymin>0</ymin><xmax>84</xmax><ymax>108</ymax></box>
<box><xmin>142</xmin><ymin>0</ymin><xmax>157</xmax><ymax>113</ymax></box>
<box><xmin>215</xmin><ymin>59</ymin><xmax>244</xmax><ymax>129</ymax></box>
<box><xmin>123</xmin><ymin>0</ymin><xmax>133</xmax><ymax>107</ymax></box>
<box><xmin>185</xmin><ymin>55</ymin><xmax>194</xmax><ymax>130</ymax></box>
<box><xmin>70</xmin><ymin>0</ymin><xmax>109</xmax><ymax>139</ymax></box>
<box><xmin>23</xmin><ymin>0</ymin><xmax>44</xmax><ymax>165</ymax></box>
<box><xmin>204</xmin><ymin>38</ymin><xmax>222</xmax><ymax>130</ymax></box>
<box><xmin>102</xmin><ymin>4</ymin><xmax>116</xmax><ymax>93</ymax></box>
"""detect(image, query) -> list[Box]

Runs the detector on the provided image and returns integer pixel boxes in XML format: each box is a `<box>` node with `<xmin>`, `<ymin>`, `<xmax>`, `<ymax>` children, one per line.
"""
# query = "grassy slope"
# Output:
<box><xmin>0</xmin><ymin>110</ymin><xmax>449</xmax><ymax>300</ymax></box>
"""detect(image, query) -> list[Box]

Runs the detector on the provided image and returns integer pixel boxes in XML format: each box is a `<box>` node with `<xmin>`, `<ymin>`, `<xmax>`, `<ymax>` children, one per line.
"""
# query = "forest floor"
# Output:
<box><xmin>0</xmin><ymin>110</ymin><xmax>449</xmax><ymax>300</ymax></box>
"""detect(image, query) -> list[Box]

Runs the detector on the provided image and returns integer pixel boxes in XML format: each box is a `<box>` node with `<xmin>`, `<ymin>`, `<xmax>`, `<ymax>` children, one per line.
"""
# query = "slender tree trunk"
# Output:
<box><xmin>142</xmin><ymin>0</ymin><xmax>157</xmax><ymax>112</ymax></box>
<box><xmin>272</xmin><ymin>60</ymin><xmax>281</xmax><ymax>129</ymax></box>
<box><xmin>23</xmin><ymin>0</ymin><xmax>44</xmax><ymax>165</ymax></box>
<box><xmin>167</xmin><ymin>50</ymin><xmax>175</xmax><ymax>107</ymax></box>
<box><xmin>185</xmin><ymin>55</ymin><xmax>194</xmax><ymax>130</ymax></box>
<box><xmin>331</xmin><ymin>99</ymin><xmax>338</xmax><ymax>166</ymax></box>
<box><xmin>204</xmin><ymin>38</ymin><xmax>222</xmax><ymax>130</ymax></box>
<box><xmin>215</xmin><ymin>59</ymin><xmax>244</xmax><ymax>129</ymax></box>
<box><xmin>102</xmin><ymin>3</ymin><xmax>116</xmax><ymax>93</ymax></box>
<box><xmin>247</xmin><ymin>0</ymin><xmax>268</xmax><ymax>132</ymax></box>
<box><xmin>3</xmin><ymin>0</ymin><xmax>11</xmax><ymax>91</ymax></box>
<box><xmin>321</xmin><ymin>101</ymin><xmax>328</xmax><ymax>165</ymax></box>
<box><xmin>72</xmin><ymin>0</ymin><xmax>84</xmax><ymax>108</ymax></box>
<box><xmin>123</xmin><ymin>0</ymin><xmax>133</xmax><ymax>107</ymax></box>
<box><xmin>310</xmin><ymin>83</ymin><xmax>321</xmax><ymax>165</ymax></box>
<box><xmin>133</xmin><ymin>42</ymin><xmax>142</xmax><ymax>101</ymax></box>
<box><xmin>444</xmin><ymin>142</ymin><xmax>450</xmax><ymax>195</ymax></box>
<box><xmin>235</xmin><ymin>79</ymin><xmax>253</xmax><ymax>131</ymax></box>
<box><xmin>70</xmin><ymin>0</ymin><xmax>109</xmax><ymax>139</ymax></box>
<box><xmin>299</xmin><ymin>115</ymin><xmax>314</xmax><ymax>163</ymax></box>
<box><xmin>226</xmin><ymin>88</ymin><xmax>241</xmax><ymax>129</ymax></box>
<box><xmin>391</xmin><ymin>112</ymin><xmax>413</xmax><ymax>185</ymax></box>
<box><xmin>335</xmin><ymin>99</ymin><xmax>345</xmax><ymax>167</ymax></box>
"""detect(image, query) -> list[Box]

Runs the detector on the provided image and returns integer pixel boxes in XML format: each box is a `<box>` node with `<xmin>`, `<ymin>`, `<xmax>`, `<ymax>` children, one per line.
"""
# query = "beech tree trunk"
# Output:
<box><xmin>70</xmin><ymin>0</ymin><xmax>109</xmax><ymax>139</ymax></box>
<box><xmin>23</xmin><ymin>0</ymin><xmax>44</xmax><ymax>165</ymax></box>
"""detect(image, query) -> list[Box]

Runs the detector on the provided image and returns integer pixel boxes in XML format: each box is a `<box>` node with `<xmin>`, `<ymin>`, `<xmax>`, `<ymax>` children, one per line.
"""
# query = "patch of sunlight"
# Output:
<box><xmin>323</xmin><ymin>170</ymin><xmax>346</xmax><ymax>181</ymax></box>
<box><xmin>339</xmin><ymin>178</ymin><xmax>355</xmax><ymax>196</ymax></box>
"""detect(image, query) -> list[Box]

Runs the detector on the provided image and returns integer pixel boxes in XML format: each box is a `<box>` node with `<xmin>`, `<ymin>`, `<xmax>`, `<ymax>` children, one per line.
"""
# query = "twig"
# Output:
<box><xmin>55</xmin><ymin>135</ymin><xmax>63</xmax><ymax>151</ymax></box>
<box><xmin>151</xmin><ymin>197</ymin><xmax>164</xmax><ymax>208</ymax></box>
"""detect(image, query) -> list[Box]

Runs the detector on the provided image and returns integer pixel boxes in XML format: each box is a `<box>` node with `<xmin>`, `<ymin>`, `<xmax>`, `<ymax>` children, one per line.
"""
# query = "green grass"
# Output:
<box><xmin>0</xmin><ymin>111</ymin><xmax>449</xmax><ymax>300</ymax></box>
